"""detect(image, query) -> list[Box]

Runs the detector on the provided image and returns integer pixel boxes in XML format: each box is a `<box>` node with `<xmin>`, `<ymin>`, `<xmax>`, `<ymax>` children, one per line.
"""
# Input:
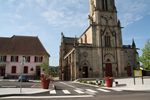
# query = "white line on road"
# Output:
<box><xmin>74</xmin><ymin>89</ymin><xmax>84</xmax><ymax>94</ymax></box>
<box><xmin>50</xmin><ymin>90</ymin><xmax>56</xmax><ymax>94</ymax></box>
<box><xmin>62</xmin><ymin>90</ymin><xmax>71</xmax><ymax>94</ymax></box>
<box><xmin>86</xmin><ymin>89</ymin><xmax>97</xmax><ymax>93</ymax></box>
<box><xmin>97</xmin><ymin>88</ymin><xmax>110</xmax><ymax>92</ymax></box>
<box><xmin>1</xmin><ymin>95</ymin><xmax>93</xmax><ymax>99</ymax></box>
<box><xmin>1</xmin><ymin>86</ymin><xmax>17</xmax><ymax>88</ymax></box>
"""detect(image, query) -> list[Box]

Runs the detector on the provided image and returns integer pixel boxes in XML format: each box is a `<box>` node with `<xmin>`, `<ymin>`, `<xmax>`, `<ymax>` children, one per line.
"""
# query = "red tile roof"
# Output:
<box><xmin>0</xmin><ymin>35</ymin><xmax>49</xmax><ymax>56</ymax></box>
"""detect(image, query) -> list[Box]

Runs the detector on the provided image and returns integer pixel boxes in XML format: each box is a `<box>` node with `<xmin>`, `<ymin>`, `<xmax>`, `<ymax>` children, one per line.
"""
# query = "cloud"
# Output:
<box><xmin>40</xmin><ymin>0</ymin><xmax>88</xmax><ymax>28</ymax></box>
<box><xmin>42</xmin><ymin>10</ymin><xmax>87</xmax><ymax>28</ymax></box>
<box><xmin>116</xmin><ymin>0</ymin><xmax>150</xmax><ymax>27</ymax></box>
<box><xmin>14</xmin><ymin>14</ymin><xmax>22</xmax><ymax>19</ymax></box>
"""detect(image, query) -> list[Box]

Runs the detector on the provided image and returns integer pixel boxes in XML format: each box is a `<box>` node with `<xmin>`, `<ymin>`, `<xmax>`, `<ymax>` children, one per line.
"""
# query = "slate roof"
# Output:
<box><xmin>0</xmin><ymin>35</ymin><xmax>49</xmax><ymax>56</ymax></box>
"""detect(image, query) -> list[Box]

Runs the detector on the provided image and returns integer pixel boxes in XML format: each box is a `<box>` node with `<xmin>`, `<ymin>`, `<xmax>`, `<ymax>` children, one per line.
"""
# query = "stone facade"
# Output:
<box><xmin>59</xmin><ymin>0</ymin><xmax>139</xmax><ymax>81</ymax></box>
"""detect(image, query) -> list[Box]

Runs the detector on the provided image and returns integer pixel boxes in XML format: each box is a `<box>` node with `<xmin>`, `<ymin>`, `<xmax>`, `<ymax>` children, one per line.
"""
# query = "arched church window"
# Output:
<box><xmin>105</xmin><ymin>0</ymin><xmax>108</xmax><ymax>11</ymax></box>
<box><xmin>81</xmin><ymin>38</ymin><xmax>83</xmax><ymax>43</ymax></box>
<box><xmin>105</xmin><ymin>35</ymin><xmax>111</xmax><ymax>47</ymax></box>
<box><xmin>102</xmin><ymin>0</ymin><xmax>105</xmax><ymax>10</ymax></box>
<box><xmin>102</xmin><ymin>0</ymin><xmax>108</xmax><ymax>11</ymax></box>
<box><xmin>85</xmin><ymin>34</ymin><xmax>87</xmax><ymax>43</ymax></box>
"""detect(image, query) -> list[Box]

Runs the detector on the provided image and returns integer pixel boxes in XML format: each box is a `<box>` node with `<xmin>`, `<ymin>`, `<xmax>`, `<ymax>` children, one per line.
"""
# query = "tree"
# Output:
<box><xmin>40</xmin><ymin>60</ymin><xmax>50</xmax><ymax>77</ymax></box>
<box><xmin>140</xmin><ymin>39</ymin><xmax>150</xmax><ymax>70</ymax></box>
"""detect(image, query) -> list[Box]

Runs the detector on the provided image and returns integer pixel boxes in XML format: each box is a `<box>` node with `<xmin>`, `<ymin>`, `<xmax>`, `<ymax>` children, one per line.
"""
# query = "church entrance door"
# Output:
<box><xmin>105</xmin><ymin>63</ymin><xmax>113</xmax><ymax>77</ymax></box>
<box><xmin>82</xmin><ymin>66</ymin><xmax>88</xmax><ymax>78</ymax></box>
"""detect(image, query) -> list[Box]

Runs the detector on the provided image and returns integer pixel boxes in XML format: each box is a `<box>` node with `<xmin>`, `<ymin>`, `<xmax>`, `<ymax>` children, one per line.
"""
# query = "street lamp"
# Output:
<box><xmin>20</xmin><ymin>56</ymin><xmax>26</xmax><ymax>94</ymax></box>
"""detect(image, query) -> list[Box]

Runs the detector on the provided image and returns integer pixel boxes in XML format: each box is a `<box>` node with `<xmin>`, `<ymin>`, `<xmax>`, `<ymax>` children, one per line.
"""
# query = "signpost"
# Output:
<box><xmin>20</xmin><ymin>56</ymin><xmax>26</xmax><ymax>93</ymax></box>
<box><xmin>133</xmin><ymin>70</ymin><xmax>144</xmax><ymax>85</ymax></box>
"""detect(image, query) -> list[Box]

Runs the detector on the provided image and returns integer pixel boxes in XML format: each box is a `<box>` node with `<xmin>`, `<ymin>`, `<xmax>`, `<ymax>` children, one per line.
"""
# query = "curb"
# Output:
<box><xmin>73</xmin><ymin>81</ymin><xmax>99</xmax><ymax>88</ymax></box>
<box><xmin>0</xmin><ymin>88</ymin><xmax>50</xmax><ymax>97</ymax></box>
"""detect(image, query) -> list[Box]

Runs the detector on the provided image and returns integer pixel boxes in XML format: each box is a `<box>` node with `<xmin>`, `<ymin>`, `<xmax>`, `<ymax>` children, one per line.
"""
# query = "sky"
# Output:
<box><xmin>0</xmin><ymin>0</ymin><xmax>150</xmax><ymax>66</ymax></box>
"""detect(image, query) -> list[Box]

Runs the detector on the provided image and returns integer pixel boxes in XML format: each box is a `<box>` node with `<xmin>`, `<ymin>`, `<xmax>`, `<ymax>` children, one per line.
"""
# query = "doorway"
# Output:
<box><xmin>105</xmin><ymin>63</ymin><xmax>113</xmax><ymax>77</ymax></box>
<box><xmin>36</xmin><ymin>66</ymin><xmax>41</xmax><ymax>79</ymax></box>
<box><xmin>0</xmin><ymin>66</ymin><xmax>5</xmax><ymax>76</ymax></box>
<box><xmin>82</xmin><ymin>66</ymin><xmax>88</xmax><ymax>78</ymax></box>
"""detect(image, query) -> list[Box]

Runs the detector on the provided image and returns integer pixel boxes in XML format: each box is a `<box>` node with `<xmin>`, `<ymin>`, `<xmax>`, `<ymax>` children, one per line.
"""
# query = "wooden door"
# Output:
<box><xmin>82</xmin><ymin>66</ymin><xmax>88</xmax><ymax>78</ymax></box>
<box><xmin>105</xmin><ymin>63</ymin><xmax>113</xmax><ymax>77</ymax></box>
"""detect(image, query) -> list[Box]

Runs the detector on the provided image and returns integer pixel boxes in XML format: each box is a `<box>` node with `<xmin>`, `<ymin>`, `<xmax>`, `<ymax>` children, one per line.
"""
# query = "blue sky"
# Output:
<box><xmin>0</xmin><ymin>0</ymin><xmax>150</xmax><ymax>66</ymax></box>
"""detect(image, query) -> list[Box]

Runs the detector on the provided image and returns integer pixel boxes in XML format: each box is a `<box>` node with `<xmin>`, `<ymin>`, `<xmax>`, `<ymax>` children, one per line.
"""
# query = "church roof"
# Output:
<box><xmin>0</xmin><ymin>35</ymin><xmax>49</xmax><ymax>56</ymax></box>
<box><xmin>122</xmin><ymin>45</ymin><xmax>132</xmax><ymax>49</ymax></box>
<box><xmin>62</xmin><ymin>36</ymin><xmax>78</xmax><ymax>44</ymax></box>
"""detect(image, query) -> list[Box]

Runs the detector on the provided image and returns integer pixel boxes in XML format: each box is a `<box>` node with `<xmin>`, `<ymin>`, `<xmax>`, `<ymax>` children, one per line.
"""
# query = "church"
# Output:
<box><xmin>59</xmin><ymin>0</ymin><xmax>139</xmax><ymax>81</ymax></box>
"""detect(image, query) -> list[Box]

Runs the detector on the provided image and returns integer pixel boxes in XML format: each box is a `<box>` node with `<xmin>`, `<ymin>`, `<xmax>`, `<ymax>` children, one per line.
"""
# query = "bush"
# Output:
<box><xmin>89</xmin><ymin>81</ymin><xmax>96</xmax><ymax>85</ymax></box>
<box><xmin>83</xmin><ymin>81</ymin><xmax>87</xmax><ymax>83</ymax></box>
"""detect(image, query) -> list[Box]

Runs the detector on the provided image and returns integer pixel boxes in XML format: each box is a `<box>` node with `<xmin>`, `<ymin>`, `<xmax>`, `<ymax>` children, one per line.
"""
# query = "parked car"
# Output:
<box><xmin>18</xmin><ymin>75</ymin><xmax>29</xmax><ymax>82</ymax></box>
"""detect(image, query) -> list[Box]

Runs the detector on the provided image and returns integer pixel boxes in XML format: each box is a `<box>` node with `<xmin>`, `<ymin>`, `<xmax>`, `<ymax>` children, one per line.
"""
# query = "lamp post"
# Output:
<box><xmin>20</xmin><ymin>56</ymin><xmax>26</xmax><ymax>94</ymax></box>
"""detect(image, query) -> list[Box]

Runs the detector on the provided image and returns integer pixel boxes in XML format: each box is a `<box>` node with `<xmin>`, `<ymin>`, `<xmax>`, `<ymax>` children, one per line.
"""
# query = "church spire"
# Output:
<box><xmin>61</xmin><ymin>32</ymin><xmax>64</xmax><ymax>43</ymax></box>
<box><xmin>132</xmin><ymin>39</ymin><xmax>136</xmax><ymax>48</ymax></box>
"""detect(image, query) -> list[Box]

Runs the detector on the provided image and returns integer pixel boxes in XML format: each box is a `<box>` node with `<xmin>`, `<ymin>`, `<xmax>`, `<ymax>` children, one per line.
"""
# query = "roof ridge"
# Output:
<box><xmin>11</xmin><ymin>35</ymin><xmax>38</xmax><ymax>38</ymax></box>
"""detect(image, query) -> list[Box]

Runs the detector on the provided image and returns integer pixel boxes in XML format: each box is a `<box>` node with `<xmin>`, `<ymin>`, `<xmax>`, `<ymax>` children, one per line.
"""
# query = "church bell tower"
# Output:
<box><xmin>89</xmin><ymin>0</ymin><xmax>123</xmax><ymax>77</ymax></box>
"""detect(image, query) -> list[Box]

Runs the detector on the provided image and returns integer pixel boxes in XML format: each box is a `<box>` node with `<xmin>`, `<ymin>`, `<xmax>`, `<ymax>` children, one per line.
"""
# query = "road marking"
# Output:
<box><xmin>111</xmin><ymin>89</ymin><xmax>122</xmax><ymax>92</ymax></box>
<box><xmin>1</xmin><ymin>86</ymin><xmax>17</xmax><ymax>88</ymax></box>
<box><xmin>74</xmin><ymin>89</ymin><xmax>84</xmax><ymax>94</ymax></box>
<box><xmin>86</xmin><ymin>89</ymin><xmax>97</xmax><ymax>93</ymax></box>
<box><xmin>62</xmin><ymin>90</ymin><xmax>71</xmax><ymax>94</ymax></box>
<box><xmin>59</xmin><ymin>82</ymin><xmax>76</xmax><ymax>88</ymax></box>
<box><xmin>50</xmin><ymin>90</ymin><xmax>56</xmax><ymax>94</ymax></box>
<box><xmin>97</xmin><ymin>88</ymin><xmax>110</xmax><ymax>92</ymax></box>
<box><xmin>31</xmin><ymin>84</ymin><xmax>38</xmax><ymax>88</ymax></box>
<box><xmin>1</xmin><ymin>95</ymin><xmax>93</xmax><ymax>99</ymax></box>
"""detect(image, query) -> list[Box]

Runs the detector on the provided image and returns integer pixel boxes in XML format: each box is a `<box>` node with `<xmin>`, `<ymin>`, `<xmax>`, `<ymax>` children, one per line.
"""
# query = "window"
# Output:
<box><xmin>105</xmin><ymin>0</ymin><xmax>108</xmax><ymax>11</ymax></box>
<box><xmin>102</xmin><ymin>0</ymin><xmax>105</xmax><ymax>10</ymax></box>
<box><xmin>81</xmin><ymin>38</ymin><xmax>83</xmax><ymax>43</ymax></box>
<box><xmin>24</xmin><ymin>56</ymin><xmax>30</xmax><ymax>62</ymax></box>
<box><xmin>11</xmin><ymin>56</ymin><xmax>18</xmax><ymax>62</ymax></box>
<box><xmin>105</xmin><ymin>36</ymin><xmax>111</xmax><ymax>47</ymax></box>
<box><xmin>102</xmin><ymin>0</ymin><xmax>108</xmax><ymax>11</ymax></box>
<box><xmin>34</xmin><ymin>56</ymin><xmax>43</xmax><ymax>62</ymax></box>
<box><xmin>0</xmin><ymin>56</ymin><xmax>6</xmax><ymax>62</ymax></box>
<box><xmin>11</xmin><ymin>66</ymin><xmax>16</xmax><ymax>73</ymax></box>
<box><xmin>85</xmin><ymin>34</ymin><xmax>87</xmax><ymax>43</ymax></box>
<box><xmin>23</xmin><ymin>66</ymin><xmax>28</xmax><ymax>74</ymax></box>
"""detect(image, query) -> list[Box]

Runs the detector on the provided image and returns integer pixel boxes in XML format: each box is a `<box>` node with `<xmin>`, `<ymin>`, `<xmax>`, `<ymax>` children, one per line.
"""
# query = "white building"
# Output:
<box><xmin>0</xmin><ymin>35</ymin><xmax>49</xmax><ymax>79</ymax></box>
